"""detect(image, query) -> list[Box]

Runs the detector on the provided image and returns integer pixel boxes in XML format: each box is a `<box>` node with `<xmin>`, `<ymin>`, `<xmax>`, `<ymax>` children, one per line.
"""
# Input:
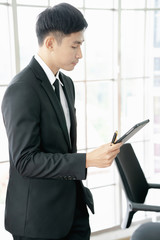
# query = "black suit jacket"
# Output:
<box><xmin>1</xmin><ymin>57</ymin><xmax>94</xmax><ymax>239</ymax></box>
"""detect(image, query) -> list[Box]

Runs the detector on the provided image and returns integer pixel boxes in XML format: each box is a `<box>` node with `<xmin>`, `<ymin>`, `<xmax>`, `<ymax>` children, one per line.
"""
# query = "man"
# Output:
<box><xmin>1</xmin><ymin>3</ymin><xmax>122</xmax><ymax>240</ymax></box>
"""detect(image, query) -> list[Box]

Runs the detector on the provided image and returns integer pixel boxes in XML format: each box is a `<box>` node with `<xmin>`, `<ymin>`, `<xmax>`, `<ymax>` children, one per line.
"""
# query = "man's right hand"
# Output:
<box><xmin>86</xmin><ymin>142</ymin><xmax>123</xmax><ymax>168</ymax></box>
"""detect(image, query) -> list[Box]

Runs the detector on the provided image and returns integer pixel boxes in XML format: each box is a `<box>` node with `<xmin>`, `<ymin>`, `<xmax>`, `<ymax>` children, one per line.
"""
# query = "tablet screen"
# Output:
<box><xmin>115</xmin><ymin>119</ymin><xmax>150</xmax><ymax>144</ymax></box>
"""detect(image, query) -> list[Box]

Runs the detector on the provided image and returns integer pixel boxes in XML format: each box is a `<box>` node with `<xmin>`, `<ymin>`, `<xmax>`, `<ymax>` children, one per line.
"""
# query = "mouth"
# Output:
<box><xmin>72</xmin><ymin>61</ymin><xmax>78</xmax><ymax>66</ymax></box>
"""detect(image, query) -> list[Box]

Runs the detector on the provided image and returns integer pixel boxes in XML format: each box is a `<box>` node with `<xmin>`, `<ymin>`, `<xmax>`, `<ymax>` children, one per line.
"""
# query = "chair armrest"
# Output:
<box><xmin>130</xmin><ymin>202</ymin><xmax>160</xmax><ymax>212</ymax></box>
<box><xmin>148</xmin><ymin>183</ymin><xmax>160</xmax><ymax>189</ymax></box>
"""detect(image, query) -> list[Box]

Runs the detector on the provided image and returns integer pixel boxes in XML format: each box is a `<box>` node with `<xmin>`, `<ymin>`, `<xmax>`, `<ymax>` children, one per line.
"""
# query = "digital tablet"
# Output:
<box><xmin>115</xmin><ymin>119</ymin><xmax>150</xmax><ymax>144</ymax></box>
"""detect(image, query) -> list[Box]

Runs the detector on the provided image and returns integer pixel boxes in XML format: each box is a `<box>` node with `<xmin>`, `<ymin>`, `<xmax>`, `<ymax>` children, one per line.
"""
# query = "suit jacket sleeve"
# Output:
<box><xmin>1</xmin><ymin>79</ymin><xmax>87</xmax><ymax>180</ymax></box>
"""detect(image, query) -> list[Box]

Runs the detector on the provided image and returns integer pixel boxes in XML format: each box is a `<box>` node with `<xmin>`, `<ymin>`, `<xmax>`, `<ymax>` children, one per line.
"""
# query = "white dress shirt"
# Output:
<box><xmin>34</xmin><ymin>54</ymin><xmax>71</xmax><ymax>137</ymax></box>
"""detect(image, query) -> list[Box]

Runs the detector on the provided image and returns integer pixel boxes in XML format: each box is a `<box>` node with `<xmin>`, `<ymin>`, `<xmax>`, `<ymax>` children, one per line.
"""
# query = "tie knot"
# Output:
<box><xmin>53</xmin><ymin>78</ymin><xmax>59</xmax><ymax>87</ymax></box>
<box><xmin>53</xmin><ymin>79</ymin><xmax>60</xmax><ymax>101</ymax></box>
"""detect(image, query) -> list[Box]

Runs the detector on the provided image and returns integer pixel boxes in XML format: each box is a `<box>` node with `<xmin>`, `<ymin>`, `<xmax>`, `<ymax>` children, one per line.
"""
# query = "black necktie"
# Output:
<box><xmin>53</xmin><ymin>79</ymin><xmax>60</xmax><ymax>101</ymax></box>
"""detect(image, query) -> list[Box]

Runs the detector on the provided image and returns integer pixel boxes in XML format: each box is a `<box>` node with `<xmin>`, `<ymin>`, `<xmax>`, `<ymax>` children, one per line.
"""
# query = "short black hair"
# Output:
<box><xmin>36</xmin><ymin>3</ymin><xmax>88</xmax><ymax>46</ymax></box>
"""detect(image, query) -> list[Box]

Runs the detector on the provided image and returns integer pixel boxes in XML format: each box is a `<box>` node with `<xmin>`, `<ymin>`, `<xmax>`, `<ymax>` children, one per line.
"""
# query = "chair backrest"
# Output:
<box><xmin>115</xmin><ymin>143</ymin><xmax>149</xmax><ymax>203</ymax></box>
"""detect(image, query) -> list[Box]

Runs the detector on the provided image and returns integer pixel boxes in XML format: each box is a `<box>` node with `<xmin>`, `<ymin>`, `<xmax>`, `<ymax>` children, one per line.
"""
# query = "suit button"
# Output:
<box><xmin>68</xmin><ymin>176</ymin><xmax>72</xmax><ymax>180</ymax></box>
<box><xmin>63</xmin><ymin>176</ymin><xmax>68</xmax><ymax>180</ymax></box>
<box><xmin>72</xmin><ymin>177</ymin><xmax>77</xmax><ymax>180</ymax></box>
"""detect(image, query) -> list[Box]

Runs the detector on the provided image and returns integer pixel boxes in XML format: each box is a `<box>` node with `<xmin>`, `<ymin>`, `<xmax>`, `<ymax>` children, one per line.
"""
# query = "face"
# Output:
<box><xmin>49</xmin><ymin>31</ymin><xmax>84</xmax><ymax>74</ymax></box>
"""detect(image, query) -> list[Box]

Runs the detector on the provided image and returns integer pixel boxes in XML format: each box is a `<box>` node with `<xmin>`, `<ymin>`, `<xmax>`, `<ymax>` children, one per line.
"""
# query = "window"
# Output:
<box><xmin>0</xmin><ymin>0</ymin><xmax>160</xmax><ymax>238</ymax></box>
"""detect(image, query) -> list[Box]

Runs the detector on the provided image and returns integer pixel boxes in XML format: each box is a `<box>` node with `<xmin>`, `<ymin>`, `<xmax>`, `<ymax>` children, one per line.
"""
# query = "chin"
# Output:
<box><xmin>63</xmin><ymin>66</ymin><xmax>75</xmax><ymax>71</ymax></box>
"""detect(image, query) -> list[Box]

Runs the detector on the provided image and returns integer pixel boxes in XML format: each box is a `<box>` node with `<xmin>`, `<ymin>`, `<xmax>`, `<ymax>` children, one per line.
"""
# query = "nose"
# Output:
<box><xmin>76</xmin><ymin>46</ymin><xmax>83</xmax><ymax>59</ymax></box>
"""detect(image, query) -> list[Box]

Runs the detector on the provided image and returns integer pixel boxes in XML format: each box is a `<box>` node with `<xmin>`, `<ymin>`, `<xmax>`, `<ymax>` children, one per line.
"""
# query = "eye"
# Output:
<box><xmin>72</xmin><ymin>46</ymin><xmax>78</xmax><ymax>49</ymax></box>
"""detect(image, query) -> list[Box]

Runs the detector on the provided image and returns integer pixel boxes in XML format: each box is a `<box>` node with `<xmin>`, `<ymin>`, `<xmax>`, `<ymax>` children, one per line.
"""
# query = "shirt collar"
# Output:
<box><xmin>34</xmin><ymin>54</ymin><xmax>63</xmax><ymax>86</ymax></box>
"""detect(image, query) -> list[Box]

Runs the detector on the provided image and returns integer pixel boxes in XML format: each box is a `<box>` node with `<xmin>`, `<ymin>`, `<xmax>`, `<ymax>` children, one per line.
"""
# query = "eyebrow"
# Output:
<box><xmin>73</xmin><ymin>40</ymin><xmax>84</xmax><ymax>45</ymax></box>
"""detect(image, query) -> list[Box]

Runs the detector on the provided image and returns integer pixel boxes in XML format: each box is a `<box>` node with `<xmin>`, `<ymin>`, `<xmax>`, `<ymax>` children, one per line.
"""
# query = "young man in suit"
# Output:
<box><xmin>1</xmin><ymin>3</ymin><xmax>122</xmax><ymax>240</ymax></box>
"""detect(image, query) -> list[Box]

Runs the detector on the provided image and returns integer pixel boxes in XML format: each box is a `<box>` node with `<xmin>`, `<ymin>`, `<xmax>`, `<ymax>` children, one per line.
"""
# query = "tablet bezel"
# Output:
<box><xmin>115</xmin><ymin>119</ymin><xmax>150</xmax><ymax>144</ymax></box>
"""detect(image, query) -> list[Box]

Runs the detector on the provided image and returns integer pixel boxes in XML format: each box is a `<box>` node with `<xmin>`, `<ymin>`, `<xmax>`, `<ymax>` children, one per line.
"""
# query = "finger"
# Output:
<box><xmin>110</xmin><ymin>142</ymin><xmax>123</xmax><ymax>151</ymax></box>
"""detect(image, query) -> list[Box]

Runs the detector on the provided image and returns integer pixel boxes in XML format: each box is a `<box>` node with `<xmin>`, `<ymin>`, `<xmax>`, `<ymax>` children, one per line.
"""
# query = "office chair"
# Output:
<box><xmin>115</xmin><ymin>143</ymin><xmax>160</xmax><ymax>229</ymax></box>
<box><xmin>131</xmin><ymin>222</ymin><xmax>160</xmax><ymax>240</ymax></box>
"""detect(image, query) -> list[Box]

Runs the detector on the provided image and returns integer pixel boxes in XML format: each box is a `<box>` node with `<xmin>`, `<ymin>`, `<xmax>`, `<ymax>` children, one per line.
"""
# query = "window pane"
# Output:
<box><xmin>87</xmin><ymin>166</ymin><xmax>115</xmax><ymax>189</ymax></box>
<box><xmin>17</xmin><ymin>7</ymin><xmax>43</xmax><ymax>69</ymax></box>
<box><xmin>85</xmin><ymin>10</ymin><xmax>117</xmax><ymax>80</ymax></box>
<box><xmin>75</xmin><ymin>82</ymin><xmax>86</xmax><ymax>150</ymax></box>
<box><xmin>154</xmin><ymin>58</ymin><xmax>160</xmax><ymax>71</ymax></box>
<box><xmin>153</xmin><ymin>96</ymin><xmax>160</xmax><ymax>174</ymax></box>
<box><xmin>17</xmin><ymin>0</ymin><xmax>48</xmax><ymax>5</ymax></box>
<box><xmin>121</xmin><ymin>0</ymin><xmax>145</xmax><ymax>8</ymax></box>
<box><xmin>154</xmin><ymin>96</ymin><xmax>160</xmax><ymax>129</ymax></box>
<box><xmin>154</xmin><ymin>143</ymin><xmax>160</xmax><ymax>173</ymax></box>
<box><xmin>145</xmin><ymin>12</ymin><xmax>154</xmax><ymax>76</ymax></box>
<box><xmin>152</xmin><ymin>8</ymin><xmax>160</xmax><ymax>177</ymax></box>
<box><xmin>0</xmin><ymin>0</ymin><xmax>10</xmax><ymax>3</ymax></box>
<box><xmin>154</xmin><ymin>76</ymin><xmax>160</xmax><ymax>87</ymax></box>
<box><xmin>0</xmin><ymin>162</ymin><xmax>11</xmax><ymax>240</ymax></box>
<box><xmin>0</xmin><ymin>162</ymin><xmax>9</xmax><ymax>238</ymax></box>
<box><xmin>0</xmin><ymin>87</ymin><xmax>9</xmax><ymax>162</ymax></box>
<box><xmin>90</xmin><ymin>186</ymin><xmax>119</xmax><ymax>231</ymax></box>
<box><xmin>154</xmin><ymin>11</ymin><xmax>160</xmax><ymax>48</ymax></box>
<box><xmin>50</xmin><ymin>0</ymin><xmax>83</xmax><ymax>8</ymax></box>
<box><xmin>0</xmin><ymin>6</ymin><xmax>14</xmax><ymax>84</ymax></box>
<box><xmin>121</xmin><ymin>78</ymin><xmax>149</xmax><ymax>142</ymax></box>
<box><xmin>148</xmin><ymin>0</ymin><xmax>160</xmax><ymax>8</ymax></box>
<box><xmin>85</xmin><ymin>0</ymin><xmax>118</xmax><ymax>8</ymax></box>
<box><xmin>87</xmin><ymin>81</ymin><xmax>115</xmax><ymax>148</ymax></box>
<box><xmin>0</xmin><ymin>162</ymin><xmax>9</xmax><ymax>204</ymax></box>
<box><xmin>121</xmin><ymin>11</ymin><xmax>145</xmax><ymax>78</ymax></box>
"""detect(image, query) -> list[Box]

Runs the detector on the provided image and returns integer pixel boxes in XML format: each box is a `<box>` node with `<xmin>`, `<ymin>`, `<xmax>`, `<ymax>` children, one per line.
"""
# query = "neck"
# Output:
<box><xmin>37</xmin><ymin>49</ymin><xmax>59</xmax><ymax>75</ymax></box>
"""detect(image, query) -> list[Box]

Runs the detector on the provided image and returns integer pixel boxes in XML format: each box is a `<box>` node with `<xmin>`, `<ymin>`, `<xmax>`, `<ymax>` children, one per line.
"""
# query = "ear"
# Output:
<box><xmin>44</xmin><ymin>36</ymin><xmax>56</xmax><ymax>51</ymax></box>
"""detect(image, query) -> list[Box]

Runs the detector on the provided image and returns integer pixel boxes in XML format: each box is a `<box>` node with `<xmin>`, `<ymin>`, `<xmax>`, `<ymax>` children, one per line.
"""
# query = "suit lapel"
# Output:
<box><xmin>29</xmin><ymin>58</ymin><xmax>71</xmax><ymax>150</ymax></box>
